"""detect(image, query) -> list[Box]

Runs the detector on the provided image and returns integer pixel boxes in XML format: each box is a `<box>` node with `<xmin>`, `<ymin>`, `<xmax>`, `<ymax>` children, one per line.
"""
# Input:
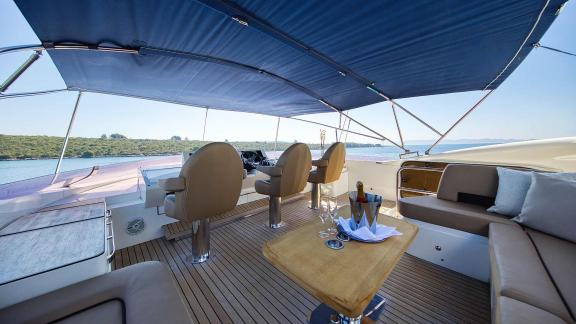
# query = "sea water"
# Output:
<box><xmin>0</xmin><ymin>143</ymin><xmax>495</xmax><ymax>185</ymax></box>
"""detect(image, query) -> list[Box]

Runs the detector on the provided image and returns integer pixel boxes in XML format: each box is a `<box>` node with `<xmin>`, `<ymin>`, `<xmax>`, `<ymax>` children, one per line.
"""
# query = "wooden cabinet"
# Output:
<box><xmin>398</xmin><ymin>161</ymin><xmax>447</xmax><ymax>198</ymax></box>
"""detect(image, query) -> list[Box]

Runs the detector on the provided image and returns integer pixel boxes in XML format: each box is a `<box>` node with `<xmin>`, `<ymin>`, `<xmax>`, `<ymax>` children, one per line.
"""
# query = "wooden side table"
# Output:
<box><xmin>263</xmin><ymin>216</ymin><xmax>418</xmax><ymax>323</ymax></box>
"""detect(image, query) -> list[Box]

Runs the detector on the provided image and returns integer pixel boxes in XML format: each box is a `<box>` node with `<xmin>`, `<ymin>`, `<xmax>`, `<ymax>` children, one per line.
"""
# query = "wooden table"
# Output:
<box><xmin>263</xmin><ymin>216</ymin><xmax>418</xmax><ymax>322</ymax></box>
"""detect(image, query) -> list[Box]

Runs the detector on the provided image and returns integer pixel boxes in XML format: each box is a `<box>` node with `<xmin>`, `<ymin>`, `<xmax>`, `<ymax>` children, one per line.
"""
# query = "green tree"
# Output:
<box><xmin>110</xmin><ymin>133</ymin><xmax>127</xmax><ymax>140</ymax></box>
<box><xmin>81</xmin><ymin>151</ymin><xmax>95</xmax><ymax>158</ymax></box>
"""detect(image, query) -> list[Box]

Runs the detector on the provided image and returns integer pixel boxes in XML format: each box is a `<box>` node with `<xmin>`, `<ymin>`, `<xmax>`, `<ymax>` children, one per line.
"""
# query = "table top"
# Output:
<box><xmin>263</xmin><ymin>216</ymin><xmax>418</xmax><ymax>317</ymax></box>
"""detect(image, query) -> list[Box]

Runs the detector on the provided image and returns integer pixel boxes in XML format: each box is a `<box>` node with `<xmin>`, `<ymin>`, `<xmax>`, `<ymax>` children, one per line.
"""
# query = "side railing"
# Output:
<box><xmin>105</xmin><ymin>209</ymin><xmax>115</xmax><ymax>263</ymax></box>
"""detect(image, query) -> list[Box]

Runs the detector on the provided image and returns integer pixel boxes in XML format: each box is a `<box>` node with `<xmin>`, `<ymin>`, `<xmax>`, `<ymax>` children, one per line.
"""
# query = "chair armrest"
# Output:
<box><xmin>158</xmin><ymin>177</ymin><xmax>186</xmax><ymax>192</ymax></box>
<box><xmin>312</xmin><ymin>159</ymin><xmax>329</xmax><ymax>167</ymax></box>
<box><xmin>257</xmin><ymin>166</ymin><xmax>282</xmax><ymax>177</ymax></box>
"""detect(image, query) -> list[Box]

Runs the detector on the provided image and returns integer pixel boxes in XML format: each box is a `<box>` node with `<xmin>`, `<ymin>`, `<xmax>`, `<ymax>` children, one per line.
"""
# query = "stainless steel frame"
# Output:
<box><xmin>268</xmin><ymin>196</ymin><xmax>284</xmax><ymax>228</ymax></box>
<box><xmin>52</xmin><ymin>91</ymin><xmax>82</xmax><ymax>183</ymax></box>
<box><xmin>105</xmin><ymin>209</ymin><xmax>116</xmax><ymax>262</ymax></box>
<box><xmin>188</xmin><ymin>219</ymin><xmax>211</xmax><ymax>263</ymax></box>
<box><xmin>483</xmin><ymin>0</ymin><xmax>550</xmax><ymax>90</ymax></box>
<box><xmin>0</xmin><ymin>88</ymin><xmax>68</xmax><ymax>100</ymax></box>
<box><xmin>289</xmin><ymin>117</ymin><xmax>388</xmax><ymax>143</ymax></box>
<box><xmin>202</xmin><ymin>107</ymin><xmax>209</xmax><ymax>141</ymax></box>
<box><xmin>390</xmin><ymin>102</ymin><xmax>404</xmax><ymax>147</ymax></box>
<box><xmin>0</xmin><ymin>51</ymin><xmax>41</xmax><ymax>93</ymax></box>
<box><xmin>0</xmin><ymin>43</ymin><xmax>138</xmax><ymax>56</ymax></box>
<box><xmin>424</xmin><ymin>89</ymin><xmax>495</xmax><ymax>154</ymax></box>
<box><xmin>310</xmin><ymin>183</ymin><xmax>321</xmax><ymax>210</ymax></box>
<box><xmin>0</xmin><ymin>44</ymin><xmax>44</xmax><ymax>55</ymax></box>
<box><xmin>318</xmin><ymin>99</ymin><xmax>406</xmax><ymax>150</ymax></box>
<box><xmin>366</xmin><ymin>86</ymin><xmax>443</xmax><ymax>137</ymax></box>
<box><xmin>273</xmin><ymin>117</ymin><xmax>280</xmax><ymax>152</ymax></box>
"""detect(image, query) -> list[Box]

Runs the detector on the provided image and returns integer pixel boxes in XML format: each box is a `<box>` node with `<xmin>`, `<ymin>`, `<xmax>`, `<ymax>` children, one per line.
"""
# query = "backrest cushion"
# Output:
<box><xmin>177</xmin><ymin>142</ymin><xmax>243</xmax><ymax>221</ymax></box>
<box><xmin>514</xmin><ymin>173</ymin><xmax>576</xmax><ymax>243</ymax></box>
<box><xmin>437</xmin><ymin>164</ymin><xmax>498</xmax><ymax>203</ymax></box>
<box><xmin>487</xmin><ymin>167</ymin><xmax>533</xmax><ymax>216</ymax></box>
<box><xmin>488</xmin><ymin>168</ymin><xmax>576</xmax><ymax>217</ymax></box>
<box><xmin>275</xmin><ymin>143</ymin><xmax>312</xmax><ymax>197</ymax></box>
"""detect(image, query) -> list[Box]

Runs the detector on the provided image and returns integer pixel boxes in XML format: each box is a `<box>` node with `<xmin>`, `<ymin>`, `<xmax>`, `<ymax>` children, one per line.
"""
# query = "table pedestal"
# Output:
<box><xmin>309</xmin><ymin>295</ymin><xmax>385</xmax><ymax>324</ymax></box>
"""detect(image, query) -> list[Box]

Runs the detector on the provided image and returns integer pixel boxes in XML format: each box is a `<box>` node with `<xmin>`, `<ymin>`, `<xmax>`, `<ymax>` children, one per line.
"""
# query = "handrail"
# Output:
<box><xmin>105</xmin><ymin>210</ymin><xmax>116</xmax><ymax>261</ymax></box>
<box><xmin>63</xmin><ymin>166</ymin><xmax>100</xmax><ymax>187</ymax></box>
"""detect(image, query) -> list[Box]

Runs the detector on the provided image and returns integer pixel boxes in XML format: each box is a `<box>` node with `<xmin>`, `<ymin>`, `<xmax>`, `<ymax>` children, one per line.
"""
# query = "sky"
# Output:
<box><xmin>0</xmin><ymin>1</ymin><xmax>575</xmax><ymax>145</ymax></box>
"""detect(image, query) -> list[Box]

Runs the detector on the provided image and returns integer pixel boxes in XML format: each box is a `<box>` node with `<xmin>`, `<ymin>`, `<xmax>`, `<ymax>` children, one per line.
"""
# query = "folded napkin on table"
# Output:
<box><xmin>338</xmin><ymin>217</ymin><xmax>402</xmax><ymax>242</ymax></box>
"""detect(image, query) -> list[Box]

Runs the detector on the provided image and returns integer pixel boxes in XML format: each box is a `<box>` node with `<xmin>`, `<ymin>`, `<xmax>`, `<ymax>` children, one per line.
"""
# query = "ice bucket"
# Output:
<box><xmin>348</xmin><ymin>191</ymin><xmax>382</xmax><ymax>233</ymax></box>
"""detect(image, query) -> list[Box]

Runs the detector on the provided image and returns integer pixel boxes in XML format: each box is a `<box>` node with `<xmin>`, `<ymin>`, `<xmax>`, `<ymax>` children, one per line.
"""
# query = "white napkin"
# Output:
<box><xmin>339</xmin><ymin>217</ymin><xmax>402</xmax><ymax>242</ymax></box>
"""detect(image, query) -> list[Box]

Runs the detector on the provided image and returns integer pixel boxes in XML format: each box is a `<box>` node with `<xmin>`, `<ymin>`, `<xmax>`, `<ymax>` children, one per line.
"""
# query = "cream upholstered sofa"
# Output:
<box><xmin>0</xmin><ymin>262</ymin><xmax>192</xmax><ymax>324</ymax></box>
<box><xmin>398</xmin><ymin>164</ymin><xmax>575</xmax><ymax>324</ymax></box>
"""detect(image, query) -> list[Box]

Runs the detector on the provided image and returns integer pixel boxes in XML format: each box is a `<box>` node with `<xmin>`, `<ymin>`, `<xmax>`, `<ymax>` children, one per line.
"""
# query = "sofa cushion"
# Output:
<box><xmin>0</xmin><ymin>261</ymin><xmax>192</xmax><ymax>324</ymax></box>
<box><xmin>436</xmin><ymin>164</ymin><xmax>499</xmax><ymax>202</ymax></box>
<box><xmin>527</xmin><ymin>229</ymin><xmax>576</xmax><ymax>321</ymax></box>
<box><xmin>489</xmin><ymin>223</ymin><xmax>572</xmax><ymax>322</ymax></box>
<box><xmin>497</xmin><ymin>296</ymin><xmax>566</xmax><ymax>324</ymax></box>
<box><xmin>514</xmin><ymin>173</ymin><xmax>576</xmax><ymax>243</ymax></box>
<box><xmin>398</xmin><ymin>195</ymin><xmax>513</xmax><ymax>236</ymax></box>
<box><xmin>55</xmin><ymin>300</ymin><xmax>124</xmax><ymax>324</ymax></box>
<box><xmin>487</xmin><ymin>167</ymin><xmax>533</xmax><ymax>217</ymax></box>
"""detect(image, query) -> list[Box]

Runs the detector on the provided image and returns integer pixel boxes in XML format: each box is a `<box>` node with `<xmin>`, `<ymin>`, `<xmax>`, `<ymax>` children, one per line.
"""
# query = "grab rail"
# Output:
<box><xmin>63</xmin><ymin>166</ymin><xmax>100</xmax><ymax>187</ymax></box>
<box><xmin>105</xmin><ymin>209</ymin><xmax>115</xmax><ymax>261</ymax></box>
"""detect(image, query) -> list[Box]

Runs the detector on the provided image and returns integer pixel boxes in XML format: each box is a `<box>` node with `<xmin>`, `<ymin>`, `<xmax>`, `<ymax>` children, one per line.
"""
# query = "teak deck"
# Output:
<box><xmin>114</xmin><ymin>197</ymin><xmax>490</xmax><ymax>324</ymax></box>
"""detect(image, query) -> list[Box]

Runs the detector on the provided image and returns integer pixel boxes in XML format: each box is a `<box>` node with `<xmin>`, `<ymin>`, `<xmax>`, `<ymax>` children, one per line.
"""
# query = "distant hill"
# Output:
<box><xmin>0</xmin><ymin>134</ymin><xmax>380</xmax><ymax>160</ymax></box>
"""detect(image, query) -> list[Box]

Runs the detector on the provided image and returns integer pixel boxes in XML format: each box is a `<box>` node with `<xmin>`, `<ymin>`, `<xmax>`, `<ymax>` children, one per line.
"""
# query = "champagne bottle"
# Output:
<box><xmin>356</xmin><ymin>181</ymin><xmax>367</xmax><ymax>203</ymax></box>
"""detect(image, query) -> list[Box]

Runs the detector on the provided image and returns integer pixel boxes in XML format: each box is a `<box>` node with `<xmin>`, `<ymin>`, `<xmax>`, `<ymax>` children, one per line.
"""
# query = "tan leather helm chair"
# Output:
<box><xmin>255</xmin><ymin>143</ymin><xmax>312</xmax><ymax>228</ymax></box>
<box><xmin>159</xmin><ymin>142</ymin><xmax>243</xmax><ymax>263</ymax></box>
<box><xmin>308</xmin><ymin>142</ymin><xmax>346</xmax><ymax>209</ymax></box>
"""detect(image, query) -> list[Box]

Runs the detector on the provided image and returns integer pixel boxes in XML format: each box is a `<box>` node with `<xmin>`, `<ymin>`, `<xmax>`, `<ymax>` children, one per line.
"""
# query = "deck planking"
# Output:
<box><xmin>114</xmin><ymin>197</ymin><xmax>490</xmax><ymax>323</ymax></box>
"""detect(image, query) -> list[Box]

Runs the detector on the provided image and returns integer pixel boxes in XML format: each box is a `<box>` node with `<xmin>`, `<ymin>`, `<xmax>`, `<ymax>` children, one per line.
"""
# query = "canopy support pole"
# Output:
<box><xmin>52</xmin><ymin>91</ymin><xmax>83</xmax><ymax>184</ymax></box>
<box><xmin>365</xmin><ymin>87</ymin><xmax>443</xmax><ymax>136</ymax></box>
<box><xmin>336</xmin><ymin>114</ymin><xmax>342</xmax><ymax>141</ymax></box>
<box><xmin>273</xmin><ymin>117</ymin><xmax>280</xmax><ymax>153</ymax></box>
<box><xmin>0</xmin><ymin>88</ymin><xmax>68</xmax><ymax>100</ymax></box>
<box><xmin>318</xmin><ymin>101</ymin><xmax>406</xmax><ymax>150</ymax></box>
<box><xmin>343</xmin><ymin>115</ymin><xmax>351</xmax><ymax>144</ymax></box>
<box><xmin>0</xmin><ymin>44</ymin><xmax>43</xmax><ymax>56</ymax></box>
<box><xmin>425</xmin><ymin>90</ymin><xmax>495</xmax><ymax>155</ymax></box>
<box><xmin>390</xmin><ymin>102</ymin><xmax>404</xmax><ymax>147</ymax></box>
<box><xmin>0</xmin><ymin>51</ymin><xmax>41</xmax><ymax>93</ymax></box>
<box><xmin>202</xmin><ymin>108</ymin><xmax>209</xmax><ymax>141</ymax></box>
<box><xmin>289</xmin><ymin>117</ymin><xmax>385</xmax><ymax>142</ymax></box>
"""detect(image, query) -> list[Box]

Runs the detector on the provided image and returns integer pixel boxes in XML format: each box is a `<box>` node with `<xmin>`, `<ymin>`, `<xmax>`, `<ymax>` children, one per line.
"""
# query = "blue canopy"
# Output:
<box><xmin>15</xmin><ymin>0</ymin><xmax>563</xmax><ymax>117</ymax></box>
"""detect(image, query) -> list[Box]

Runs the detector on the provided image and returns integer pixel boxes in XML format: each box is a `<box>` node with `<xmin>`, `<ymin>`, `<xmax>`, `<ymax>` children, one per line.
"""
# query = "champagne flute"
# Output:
<box><xmin>326</xmin><ymin>197</ymin><xmax>339</xmax><ymax>234</ymax></box>
<box><xmin>318</xmin><ymin>199</ymin><xmax>330</xmax><ymax>238</ymax></box>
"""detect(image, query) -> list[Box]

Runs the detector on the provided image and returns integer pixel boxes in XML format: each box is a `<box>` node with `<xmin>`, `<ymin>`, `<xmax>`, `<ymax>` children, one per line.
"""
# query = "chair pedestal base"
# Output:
<box><xmin>309</xmin><ymin>294</ymin><xmax>385</xmax><ymax>324</ymax></box>
<box><xmin>269</xmin><ymin>196</ymin><xmax>284</xmax><ymax>228</ymax></box>
<box><xmin>188</xmin><ymin>219</ymin><xmax>210</xmax><ymax>263</ymax></box>
<box><xmin>310</xmin><ymin>183</ymin><xmax>321</xmax><ymax>209</ymax></box>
